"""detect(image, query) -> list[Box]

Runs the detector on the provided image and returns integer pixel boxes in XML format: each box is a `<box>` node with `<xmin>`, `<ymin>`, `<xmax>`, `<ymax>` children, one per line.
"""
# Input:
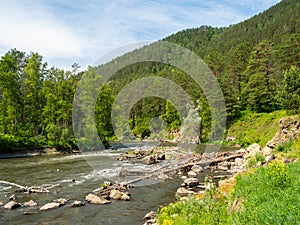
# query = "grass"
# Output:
<box><xmin>226</xmin><ymin>110</ymin><xmax>286</xmax><ymax>147</ymax></box>
<box><xmin>157</xmin><ymin>160</ymin><xmax>300</xmax><ymax>225</ymax></box>
<box><xmin>275</xmin><ymin>135</ymin><xmax>300</xmax><ymax>158</ymax></box>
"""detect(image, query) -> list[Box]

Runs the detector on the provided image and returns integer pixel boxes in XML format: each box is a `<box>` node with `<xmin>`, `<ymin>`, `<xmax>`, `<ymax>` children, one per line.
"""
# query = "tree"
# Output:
<box><xmin>281</xmin><ymin>66</ymin><xmax>300</xmax><ymax>113</ymax></box>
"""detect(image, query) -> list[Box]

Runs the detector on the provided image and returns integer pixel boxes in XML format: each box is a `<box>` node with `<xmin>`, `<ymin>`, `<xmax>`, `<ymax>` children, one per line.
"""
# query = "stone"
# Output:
<box><xmin>109</xmin><ymin>190</ymin><xmax>123</xmax><ymax>200</ymax></box>
<box><xmin>181</xmin><ymin>176</ymin><xmax>187</xmax><ymax>180</ymax></box>
<box><xmin>9</xmin><ymin>194</ymin><xmax>16</xmax><ymax>201</ymax></box>
<box><xmin>184</xmin><ymin>178</ymin><xmax>199</xmax><ymax>188</ymax></box>
<box><xmin>176</xmin><ymin>187</ymin><xmax>194</xmax><ymax>197</ymax></box>
<box><xmin>54</xmin><ymin>198</ymin><xmax>68</xmax><ymax>206</ymax></box>
<box><xmin>143</xmin><ymin>211</ymin><xmax>156</xmax><ymax>220</ymax></box>
<box><xmin>23</xmin><ymin>200</ymin><xmax>37</xmax><ymax>207</ymax></box>
<box><xmin>40</xmin><ymin>202</ymin><xmax>60</xmax><ymax>211</ymax></box>
<box><xmin>70</xmin><ymin>200</ymin><xmax>85</xmax><ymax>207</ymax></box>
<box><xmin>235</xmin><ymin>157</ymin><xmax>243</xmax><ymax>166</ymax></box>
<box><xmin>217</xmin><ymin>165</ymin><xmax>228</xmax><ymax>171</ymax></box>
<box><xmin>187</xmin><ymin>170</ymin><xmax>197</xmax><ymax>177</ymax></box>
<box><xmin>120</xmin><ymin>193</ymin><xmax>130</xmax><ymax>201</ymax></box>
<box><xmin>3</xmin><ymin>201</ymin><xmax>22</xmax><ymax>210</ymax></box>
<box><xmin>191</xmin><ymin>165</ymin><xmax>203</xmax><ymax>173</ymax></box>
<box><xmin>265</xmin><ymin>155</ymin><xmax>274</xmax><ymax>162</ymax></box>
<box><xmin>157</xmin><ymin>154</ymin><xmax>165</xmax><ymax>161</ymax></box>
<box><xmin>0</xmin><ymin>201</ymin><xmax>4</xmax><ymax>206</ymax></box>
<box><xmin>85</xmin><ymin>194</ymin><xmax>111</xmax><ymax>205</ymax></box>
<box><xmin>143</xmin><ymin>156</ymin><xmax>156</xmax><ymax>165</ymax></box>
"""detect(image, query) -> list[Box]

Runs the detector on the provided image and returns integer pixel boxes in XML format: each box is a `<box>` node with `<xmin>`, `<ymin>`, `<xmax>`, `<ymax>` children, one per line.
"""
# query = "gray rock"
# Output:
<box><xmin>176</xmin><ymin>187</ymin><xmax>194</xmax><ymax>197</ymax></box>
<box><xmin>0</xmin><ymin>201</ymin><xmax>4</xmax><ymax>206</ymax></box>
<box><xmin>143</xmin><ymin>211</ymin><xmax>156</xmax><ymax>220</ymax></box>
<box><xmin>3</xmin><ymin>201</ymin><xmax>22</xmax><ymax>210</ymax></box>
<box><xmin>70</xmin><ymin>200</ymin><xmax>85</xmax><ymax>207</ymax></box>
<box><xmin>109</xmin><ymin>190</ymin><xmax>130</xmax><ymax>201</ymax></box>
<box><xmin>54</xmin><ymin>198</ymin><xmax>68</xmax><ymax>206</ymax></box>
<box><xmin>143</xmin><ymin>156</ymin><xmax>156</xmax><ymax>165</ymax></box>
<box><xmin>40</xmin><ymin>202</ymin><xmax>60</xmax><ymax>211</ymax></box>
<box><xmin>187</xmin><ymin>170</ymin><xmax>197</xmax><ymax>177</ymax></box>
<box><xmin>23</xmin><ymin>200</ymin><xmax>37</xmax><ymax>207</ymax></box>
<box><xmin>85</xmin><ymin>194</ymin><xmax>111</xmax><ymax>205</ymax></box>
<box><xmin>191</xmin><ymin>165</ymin><xmax>204</xmax><ymax>173</ymax></box>
<box><xmin>184</xmin><ymin>178</ymin><xmax>199</xmax><ymax>188</ymax></box>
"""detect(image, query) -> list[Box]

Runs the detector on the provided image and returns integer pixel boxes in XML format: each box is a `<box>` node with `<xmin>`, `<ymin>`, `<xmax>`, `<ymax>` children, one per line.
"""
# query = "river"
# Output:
<box><xmin>0</xmin><ymin>143</ymin><xmax>233</xmax><ymax>225</ymax></box>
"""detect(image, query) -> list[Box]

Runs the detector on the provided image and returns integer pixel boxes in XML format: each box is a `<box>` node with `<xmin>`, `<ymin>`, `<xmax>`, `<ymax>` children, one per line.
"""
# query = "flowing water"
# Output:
<box><xmin>0</xmin><ymin>144</ymin><xmax>234</xmax><ymax>225</ymax></box>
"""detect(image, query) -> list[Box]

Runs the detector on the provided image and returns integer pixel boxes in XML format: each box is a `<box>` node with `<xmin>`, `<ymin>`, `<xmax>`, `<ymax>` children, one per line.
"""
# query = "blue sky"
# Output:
<box><xmin>0</xmin><ymin>0</ymin><xmax>281</xmax><ymax>70</ymax></box>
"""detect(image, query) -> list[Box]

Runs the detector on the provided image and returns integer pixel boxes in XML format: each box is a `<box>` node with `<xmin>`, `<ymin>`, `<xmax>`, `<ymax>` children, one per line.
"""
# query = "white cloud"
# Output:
<box><xmin>0</xmin><ymin>1</ymin><xmax>84</xmax><ymax>58</ymax></box>
<box><xmin>0</xmin><ymin>0</ymin><xmax>281</xmax><ymax>70</ymax></box>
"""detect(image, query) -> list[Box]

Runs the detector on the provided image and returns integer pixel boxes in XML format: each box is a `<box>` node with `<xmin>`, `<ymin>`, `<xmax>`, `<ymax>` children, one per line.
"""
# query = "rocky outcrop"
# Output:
<box><xmin>109</xmin><ymin>190</ymin><xmax>130</xmax><ymax>201</ymax></box>
<box><xmin>263</xmin><ymin>116</ymin><xmax>300</xmax><ymax>155</ymax></box>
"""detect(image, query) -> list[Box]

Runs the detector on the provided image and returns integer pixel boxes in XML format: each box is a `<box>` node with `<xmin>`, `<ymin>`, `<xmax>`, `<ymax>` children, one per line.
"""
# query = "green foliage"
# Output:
<box><xmin>157</xmin><ymin>161</ymin><xmax>300</xmax><ymax>225</ymax></box>
<box><xmin>227</xmin><ymin>111</ymin><xmax>286</xmax><ymax>147</ymax></box>
<box><xmin>247</xmin><ymin>153</ymin><xmax>265</xmax><ymax>168</ymax></box>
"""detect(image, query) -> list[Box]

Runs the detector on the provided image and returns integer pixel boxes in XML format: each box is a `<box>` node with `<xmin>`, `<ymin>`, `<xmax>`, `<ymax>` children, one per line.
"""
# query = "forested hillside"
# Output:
<box><xmin>0</xmin><ymin>0</ymin><xmax>299</xmax><ymax>151</ymax></box>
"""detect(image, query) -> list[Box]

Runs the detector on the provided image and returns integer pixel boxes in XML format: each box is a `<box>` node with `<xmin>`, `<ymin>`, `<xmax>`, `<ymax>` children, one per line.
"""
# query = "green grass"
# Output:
<box><xmin>275</xmin><ymin>135</ymin><xmax>300</xmax><ymax>158</ymax></box>
<box><xmin>157</xmin><ymin>160</ymin><xmax>300</xmax><ymax>225</ymax></box>
<box><xmin>227</xmin><ymin>111</ymin><xmax>287</xmax><ymax>147</ymax></box>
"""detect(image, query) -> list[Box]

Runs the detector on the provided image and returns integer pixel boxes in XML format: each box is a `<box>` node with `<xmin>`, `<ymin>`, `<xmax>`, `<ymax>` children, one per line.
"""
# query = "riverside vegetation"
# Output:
<box><xmin>0</xmin><ymin>0</ymin><xmax>299</xmax><ymax>152</ymax></box>
<box><xmin>0</xmin><ymin>0</ymin><xmax>299</xmax><ymax>224</ymax></box>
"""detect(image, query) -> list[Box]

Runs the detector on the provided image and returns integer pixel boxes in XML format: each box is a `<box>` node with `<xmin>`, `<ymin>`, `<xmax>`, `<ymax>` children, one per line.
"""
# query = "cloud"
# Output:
<box><xmin>0</xmin><ymin>0</ymin><xmax>281</xmax><ymax>70</ymax></box>
<box><xmin>0</xmin><ymin>1</ymin><xmax>84</xmax><ymax>58</ymax></box>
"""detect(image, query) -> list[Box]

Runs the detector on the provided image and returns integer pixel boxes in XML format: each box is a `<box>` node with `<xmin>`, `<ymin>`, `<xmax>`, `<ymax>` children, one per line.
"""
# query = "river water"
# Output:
<box><xmin>0</xmin><ymin>144</ymin><xmax>232</xmax><ymax>225</ymax></box>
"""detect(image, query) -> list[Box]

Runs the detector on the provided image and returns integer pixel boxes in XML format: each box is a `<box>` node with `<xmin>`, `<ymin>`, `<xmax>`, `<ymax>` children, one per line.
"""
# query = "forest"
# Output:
<box><xmin>0</xmin><ymin>0</ymin><xmax>299</xmax><ymax>152</ymax></box>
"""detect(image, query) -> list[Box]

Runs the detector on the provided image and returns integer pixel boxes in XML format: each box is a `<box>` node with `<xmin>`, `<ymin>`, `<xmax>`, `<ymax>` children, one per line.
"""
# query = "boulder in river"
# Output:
<box><xmin>109</xmin><ymin>190</ymin><xmax>131</xmax><ymax>201</ymax></box>
<box><xmin>176</xmin><ymin>187</ymin><xmax>195</xmax><ymax>197</ymax></box>
<box><xmin>70</xmin><ymin>200</ymin><xmax>85</xmax><ymax>207</ymax></box>
<box><xmin>184</xmin><ymin>178</ymin><xmax>199</xmax><ymax>188</ymax></box>
<box><xmin>143</xmin><ymin>155</ymin><xmax>156</xmax><ymax>165</ymax></box>
<box><xmin>40</xmin><ymin>202</ymin><xmax>60</xmax><ymax>211</ymax></box>
<box><xmin>3</xmin><ymin>201</ymin><xmax>22</xmax><ymax>210</ymax></box>
<box><xmin>143</xmin><ymin>211</ymin><xmax>156</xmax><ymax>220</ymax></box>
<box><xmin>187</xmin><ymin>170</ymin><xmax>197</xmax><ymax>177</ymax></box>
<box><xmin>54</xmin><ymin>198</ymin><xmax>68</xmax><ymax>206</ymax></box>
<box><xmin>0</xmin><ymin>201</ymin><xmax>4</xmax><ymax>206</ymax></box>
<box><xmin>23</xmin><ymin>200</ymin><xmax>37</xmax><ymax>207</ymax></box>
<box><xmin>85</xmin><ymin>194</ymin><xmax>111</xmax><ymax>205</ymax></box>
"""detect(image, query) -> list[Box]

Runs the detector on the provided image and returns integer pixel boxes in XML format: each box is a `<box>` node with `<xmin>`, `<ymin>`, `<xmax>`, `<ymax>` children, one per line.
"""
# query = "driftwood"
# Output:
<box><xmin>0</xmin><ymin>181</ymin><xmax>59</xmax><ymax>193</ymax></box>
<box><xmin>197</xmin><ymin>153</ymin><xmax>244</xmax><ymax>166</ymax></box>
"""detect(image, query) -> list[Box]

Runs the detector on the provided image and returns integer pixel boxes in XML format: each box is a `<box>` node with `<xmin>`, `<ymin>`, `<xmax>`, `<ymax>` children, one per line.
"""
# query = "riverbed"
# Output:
<box><xmin>0</xmin><ymin>144</ymin><xmax>233</xmax><ymax>225</ymax></box>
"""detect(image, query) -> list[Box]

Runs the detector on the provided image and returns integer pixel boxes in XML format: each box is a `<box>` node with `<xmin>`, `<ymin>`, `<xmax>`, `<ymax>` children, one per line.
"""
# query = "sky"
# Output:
<box><xmin>0</xmin><ymin>0</ymin><xmax>281</xmax><ymax>71</ymax></box>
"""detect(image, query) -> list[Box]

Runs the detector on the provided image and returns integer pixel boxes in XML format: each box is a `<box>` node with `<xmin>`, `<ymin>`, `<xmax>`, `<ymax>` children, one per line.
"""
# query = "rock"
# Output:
<box><xmin>40</xmin><ymin>202</ymin><xmax>60</xmax><ymax>211</ymax></box>
<box><xmin>157</xmin><ymin>154</ymin><xmax>165</xmax><ymax>161</ymax></box>
<box><xmin>85</xmin><ymin>194</ymin><xmax>111</xmax><ymax>205</ymax></box>
<box><xmin>176</xmin><ymin>187</ymin><xmax>194</xmax><ymax>197</ymax></box>
<box><xmin>3</xmin><ymin>201</ymin><xmax>22</xmax><ymax>210</ymax></box>
<box><xmin>109</xmin><ymin>190</ymin><xmax>123</xmax><ymax>200</ymax></box>
<box><xmin>177</xmin><ymin>171</ymin><xmax>183</xmax><ymax>175</ymax></box>
<box><xmin>187</xmin><ymin>170</ymin><xmax>197</xmax><ymax>177</ymax></box>
<box><xmin>121</xmin><ymin>193</ymin><xmax>130</xmax><ymax>201</ymax></box>
<box><xmin>70</xmin><ymin>200</ymin><xmax>85</xmax><ymax>207</ymax></box>
<box><xmin>0</xmin><ymin>201</ymin><xmax>4</xmax><ymax>206</ymax></box>
<box><xmin>54</xmin><ymin>198</ymin><xmax>68</xmax><ymax>206</ymax></box>
<box><xmin>265</xmin><ymin>155</ymin><xmax>274</xmax><ymax>162</ymax></box>
<box><xmin>181</xmin><ymin>176</ymin><xmax>187</xmax><ymax>180</ymax></box>
<box><xmin>23</xmin><ymin>211</ymin><xmax>37</xmax><ymax>215</ymax></box>
<box><xmin>235</xmin><ymin>157</ymin><xmax>243</xmax><ymax>166</ymax></box>
<box><xmin>217</xmin><ymin>165</ymin><xmax>228</xmax><ymax>171</ymax></box>
<box><xmin>143</xmin><ymin>219</ymin><xmax>157</xmax><ymax>225</ymax></box>
<box><xmin>184</xmin><ymin>178</ymin><xmax>199</xmax><ymax>188</ymax></box>
<box><xmin>143</xmin><ymin>156</ymin><xmax>156</xmax><ymax>165</ymax></box>
<box><xmin>143</xmin><ymin>211</ymin><xmax>156</xmax><ymax>220</ymax></box>
<box><xmin>109</xmin><ymin>190</ymin><xmax>130</xmax><ymax>201</ymax></box>
<box><xmin>9</xmin><ymin>194</ymin><xmax>16</xmax><ymax>201</ymax></box>
<box><xmin>191</xmin><ymin>165</ymin><xmax>203</xmax><ymax>173</ymax></box>
<box><xmin>23</xmin><ymin>200</ymin><xmax>37</xmax><ymax>207</ymax></box>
